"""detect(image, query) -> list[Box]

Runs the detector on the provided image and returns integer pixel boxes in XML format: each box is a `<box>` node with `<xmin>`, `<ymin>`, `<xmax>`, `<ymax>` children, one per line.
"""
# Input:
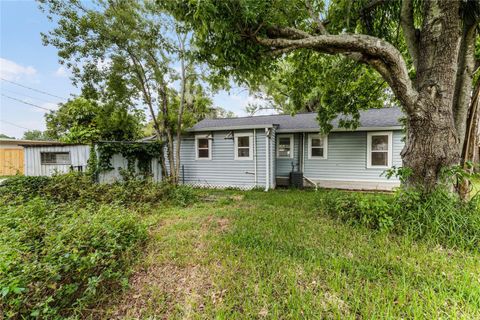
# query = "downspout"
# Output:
<box><xmin>301</xmin><ymin>132</ymin><xmax>305</xmax><ymax>172</ymax></box>
<box><xmin>265</xmin><ymin>128</ymin><xmax>270</xmax><ymax>191</ymax></box>
<box><xmin>254</xmin><ymin>129</ymin><xmax>257</xmax><ymax>186</ymax></box>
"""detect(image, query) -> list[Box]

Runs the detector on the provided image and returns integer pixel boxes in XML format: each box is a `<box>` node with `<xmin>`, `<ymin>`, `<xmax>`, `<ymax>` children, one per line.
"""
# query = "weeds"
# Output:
<box><xmin>0</xmin><ymin>198</ymin><xmax>147</xmax><ymax>319</ymax></box>
<box><xmin>319</xmin><ymin>187</ymin><xmax>480</xmax><ymax>250</ymax></box>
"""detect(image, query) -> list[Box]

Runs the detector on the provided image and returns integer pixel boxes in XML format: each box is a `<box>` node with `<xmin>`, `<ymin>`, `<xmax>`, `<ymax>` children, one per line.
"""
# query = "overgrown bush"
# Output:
<box><xmin>319</xmin><ymin>188</ymin><xmax>480</xmax><ymax>251</ymax></box>
<box><xmin>0</xmin><ymin>198</ymin><xmax>147</xmax><ymax>318</ymax></box>
<box><xmin>0</xmin><ymin>176</ymin><xmax>50</xmax><ymax>201</ymax></box>
<box><xmin>0</xmin><ymin>172</ymin><xmax>197</xmax><ymax>207</ymax></box>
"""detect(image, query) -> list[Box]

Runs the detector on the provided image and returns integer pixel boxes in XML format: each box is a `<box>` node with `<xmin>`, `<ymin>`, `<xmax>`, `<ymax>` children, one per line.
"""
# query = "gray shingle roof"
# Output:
<box><xmin>190</xmin><ymin>107</ymin><xmax>404</xmax><ymax>132</ymax></box>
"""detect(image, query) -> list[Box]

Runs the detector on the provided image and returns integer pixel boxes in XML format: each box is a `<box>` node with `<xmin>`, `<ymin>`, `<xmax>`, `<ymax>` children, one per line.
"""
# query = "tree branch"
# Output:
<box><xmin>400</xmin><ymin>0</ymin><xmax>419</xmax><ymax>69</ymax></box>
<box><xmin>256</xmin><ymin>32</ymin><xmax>418</xmax><ymax>111</ymax></box>
<box><xmin>453</xmin><ymin>23</ymin><xmax>477</xmax><ymax>150</ymax></box>
<box><xmin>266</xmin><ymin>26</ymin><xmax>311</xmax><ymax>39</ymax></box>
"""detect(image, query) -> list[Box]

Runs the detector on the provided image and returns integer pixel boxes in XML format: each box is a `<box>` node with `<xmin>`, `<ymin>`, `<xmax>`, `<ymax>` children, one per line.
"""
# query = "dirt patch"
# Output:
<box><xmin>109</xmin><ymin>263</ymin><xmax>212</xmax><ymax>319</ymax></box>
<box><xmin>203</xmin><ymin>216</ymin><xmax>230</xmax><ymax>233</ymax></box>
<box><xmin>102</xmin><ymin>215</ymin><xmax>230</xmax><ymax>319</ymax></box>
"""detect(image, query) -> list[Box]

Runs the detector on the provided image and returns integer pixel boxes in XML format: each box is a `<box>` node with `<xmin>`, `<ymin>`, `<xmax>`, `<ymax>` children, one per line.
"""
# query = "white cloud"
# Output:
<box><xmin>54</xmin><ymin>66</ymin><xmax>68</xmax><ymax>77</ymax></box>
<box><xmin>0</xmin><ymin>57</ymin><xmax>37</xmax><ymax>80</ymax></box>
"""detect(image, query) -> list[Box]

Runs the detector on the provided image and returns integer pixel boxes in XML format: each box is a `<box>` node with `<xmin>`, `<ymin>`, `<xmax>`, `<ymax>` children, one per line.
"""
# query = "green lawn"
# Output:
<box><xmin>99</xmin><ymin>189</ymin><xmax>480</xmax><ymax>319</ymax></box>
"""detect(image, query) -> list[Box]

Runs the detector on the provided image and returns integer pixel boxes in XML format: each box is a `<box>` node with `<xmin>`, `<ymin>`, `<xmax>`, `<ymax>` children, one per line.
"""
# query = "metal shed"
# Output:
<box><xmin>21</xmin><ymin>142</ymin><xmax>162</xmax><ymax>183</ymax></box>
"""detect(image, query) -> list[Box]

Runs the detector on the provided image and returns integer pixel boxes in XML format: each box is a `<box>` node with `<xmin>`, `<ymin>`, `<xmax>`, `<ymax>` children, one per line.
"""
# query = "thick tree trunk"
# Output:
<box><xmin>400</xmin><ymin>0</ymin><xmax>463</xmax><ymax>191</ymax></box>
<box><xmin>401</xmin><ymin>102</ymin><xmax>459</xmax><ymax>190</ymax></box>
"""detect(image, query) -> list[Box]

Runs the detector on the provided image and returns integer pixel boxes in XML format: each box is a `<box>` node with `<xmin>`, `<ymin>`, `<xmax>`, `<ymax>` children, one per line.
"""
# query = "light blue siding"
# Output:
<box><xmin>302</xmin><ymin>130</ymin><xmax>403</xmax><ymax>182</ymax></box>
<box><xmin>276</xmin><ymin>133</ymin><xmax>301</xmax><ymax>177</ymax></box>
<box><xmin>177</xmin><ymin>129</ymin><xmax>275</xmax><ymax>189</ymax></box>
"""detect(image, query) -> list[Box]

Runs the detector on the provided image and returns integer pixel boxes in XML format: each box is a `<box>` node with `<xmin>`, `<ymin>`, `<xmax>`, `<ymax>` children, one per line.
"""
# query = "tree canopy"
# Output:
<box><xmin>45</xmin><ymin>97</ymin><xmax>143</xmax><ymax>144</ymax></box>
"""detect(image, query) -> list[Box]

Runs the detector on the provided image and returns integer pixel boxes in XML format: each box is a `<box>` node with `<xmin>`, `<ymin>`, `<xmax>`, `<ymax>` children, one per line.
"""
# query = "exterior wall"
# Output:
<box><xmin>275</xmin><ymin>133</ymin><xmax>301</xmax><ymax>177</ymax></box>
<box><xmin>176</xmin><ymin>128</ymin><xmax>275</xmax><ymax>189</ymax></box>
<box><xmin>24</xmin><ymin>145</ymin><xmax>90</xmax><ymax>176</ymax></box>
<box><xmin>300</xmin><ymin>130</ymin><xmax>403</xmax><ymax>190</ymax></box>
<box><xmin>97</xmin><ymin>153</ymin><xmax>162</xmax><ymax>183</ymax></box>
<box><xmin>0</xmin><ymin>148</ymin><xmax>24</xmax><ymax>176</ymax></box>
<box><xmin>24</xmin><ymin>145</ymin><xmax>162</xmax><ymax>182</ymax></box>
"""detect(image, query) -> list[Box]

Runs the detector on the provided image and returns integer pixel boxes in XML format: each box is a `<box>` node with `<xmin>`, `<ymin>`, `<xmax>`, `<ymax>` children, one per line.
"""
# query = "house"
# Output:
<box><xmin>20</xmin><ymin>141</ymin><xmax>162</xmax><ymax>183</ymax></box>
<box><xmin>21</xmin><ymin>108</ymin><xmax>405</xmax><ymax>191</ymax></box>
<box><xmin>176</xmin><ymin>107</ymin><xmax>404</xmax><ymax>191</ymax></box>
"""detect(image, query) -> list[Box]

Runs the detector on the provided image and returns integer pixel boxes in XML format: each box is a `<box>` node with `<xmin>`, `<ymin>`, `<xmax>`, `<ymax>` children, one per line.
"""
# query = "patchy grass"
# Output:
<box><xmin>101</xmin><ymin>189</ymin><xmax>480</xmax><ymax>319</ymax></box>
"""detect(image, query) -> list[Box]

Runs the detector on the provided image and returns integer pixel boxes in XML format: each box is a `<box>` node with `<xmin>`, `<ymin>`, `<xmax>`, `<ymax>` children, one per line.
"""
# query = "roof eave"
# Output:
<box><xmin>276</xmin><ymin>126</ymin><xmax>402</xmax><ymax>133</ymax></box>
<box><xmin>188</xmin><ymin>124</ymin><xmax>277</xmax><ymax>132</ymax></box>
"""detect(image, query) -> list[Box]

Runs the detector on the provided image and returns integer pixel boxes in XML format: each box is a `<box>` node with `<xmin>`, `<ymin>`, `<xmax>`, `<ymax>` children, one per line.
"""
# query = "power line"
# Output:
<box><xmin>0</xmin><ymin>77</ymin><xmax>68</xmax><ymax>100</ymax></box>
<box><xmin>2</xmin><ymin>88</ymin><xmax>62</xmax><ymax>104</ymax></box>
<box><xmin>1</xmin><ymin>94</ymin><xmax>55</xmax><ymax>111</ymax></box>
<box><xmin>0</xmin><ymin>119</ymin><xmax>31</xmax><ymax>130</ymax></box>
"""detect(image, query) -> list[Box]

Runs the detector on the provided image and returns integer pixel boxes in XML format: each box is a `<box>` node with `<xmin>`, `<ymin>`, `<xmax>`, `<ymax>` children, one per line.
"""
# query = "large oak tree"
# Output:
<box><xmin>168</xmin><ymin>0</ymin><xmax>480</xmax><ymax>191</ymax></box>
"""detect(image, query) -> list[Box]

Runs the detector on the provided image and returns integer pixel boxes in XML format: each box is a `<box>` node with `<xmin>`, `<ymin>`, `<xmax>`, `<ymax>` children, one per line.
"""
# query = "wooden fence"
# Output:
<box><xmin>0</xmin><ymin>148</ymin><xmax>24</xmax><ymax>176</ymax></box>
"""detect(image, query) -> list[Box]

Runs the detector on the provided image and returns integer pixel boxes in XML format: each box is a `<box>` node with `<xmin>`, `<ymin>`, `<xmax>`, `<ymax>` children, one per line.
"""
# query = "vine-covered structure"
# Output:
<box><xmin>21</xmin><ymin>141</ymin><xmax>164</xmax><ymax>183</ymax></box>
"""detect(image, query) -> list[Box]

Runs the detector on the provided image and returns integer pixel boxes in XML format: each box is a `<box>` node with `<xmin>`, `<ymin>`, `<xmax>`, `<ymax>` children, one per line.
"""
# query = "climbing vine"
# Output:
<box><xmin>94</xmin><ymin>141</ymin><xmax>164</xmax><ymax>177</ymax></box>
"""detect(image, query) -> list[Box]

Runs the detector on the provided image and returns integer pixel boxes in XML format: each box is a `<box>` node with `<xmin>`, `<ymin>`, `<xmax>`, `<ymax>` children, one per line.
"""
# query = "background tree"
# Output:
<box><xmin>167</xmin><ymin>0</ymin><xmax>480</xmax><ymax>192</ymax></box>
<box><xmin>45</xmin><ymin>97</ymin><xmax>143</xmax><ymax>144</ymax></box>
<box><xmin>22</xmin><ymin>130</ymin><xmax>52</xmax><ymax>141</ymax></box>
<box><xmin>0</xmin><ymin>134</ymin><xmax>15</xmax><ymax>140</ymax></box>
<box><xmin>40</xmin><ymin>0</ymin><xmax>214</xmax><ymax>184</ymax></box>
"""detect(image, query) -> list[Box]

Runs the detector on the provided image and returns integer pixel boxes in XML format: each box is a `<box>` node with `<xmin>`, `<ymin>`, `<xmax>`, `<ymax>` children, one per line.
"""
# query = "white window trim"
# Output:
<box><xmin>195</xmin><ymin>134</ymin><xmax>212</xmax><ymax>160</ymax></box>
<box><xmin>308</xmin><ymin>134</ymin><xmax>328</xmax><ymax>159</ymax></box>
<box><xmin>276</xmin><ymin>134</ymin><xmax>294</xmax><ymax>159</ymax></box>
<box><xmin>367</xmin><ymin>131</ymin><xmax>393</xmax><ymax>169</ymax></box>
<box><xmin>234</xmin><ymin>132</ymin><xmax>253</xmax><ymax>160</ymax></box>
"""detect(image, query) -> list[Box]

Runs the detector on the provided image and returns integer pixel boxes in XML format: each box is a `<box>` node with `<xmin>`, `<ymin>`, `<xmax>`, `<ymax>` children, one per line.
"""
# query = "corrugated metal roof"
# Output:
<box><xmin>190</xmin><ymin>107</ymin><xmax>404</xmax><ymax>132</ymax></box>
<box><xmin>2</xmin><ymin>139</ymin><xmax>68</xmax><ymax>147</ymax></box>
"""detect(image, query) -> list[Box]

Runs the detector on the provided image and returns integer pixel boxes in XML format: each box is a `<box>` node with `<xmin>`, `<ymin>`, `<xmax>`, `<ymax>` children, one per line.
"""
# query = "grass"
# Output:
<box><xmin>97</xmin><ymin>189</ymin><xmax>480</xmax><ymax>319</ymax></box>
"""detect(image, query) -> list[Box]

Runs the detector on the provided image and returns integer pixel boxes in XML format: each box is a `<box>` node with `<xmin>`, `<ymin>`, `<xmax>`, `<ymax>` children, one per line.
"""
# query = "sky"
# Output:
<box><xmin>0</xmin><ymin>0</ymin><xmax>268</xmax><ymax>139</ymax></box>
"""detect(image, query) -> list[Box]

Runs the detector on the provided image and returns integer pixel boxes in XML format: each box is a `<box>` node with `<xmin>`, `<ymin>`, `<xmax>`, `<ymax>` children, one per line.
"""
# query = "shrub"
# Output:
<box><xmin>0</xmin><ymin>172</ymin><xmax>198</xmax><ymax>208</ymax></box>
<box><xmin>0</xmin><ymin>176</ymin><xmax>50</xmax><ymax>201</ymax></box>
<box><xmin>320</xmin><ymin>191</ymin><xmax>395</xmax><ymax>232</ymax></box>
<box><xmin>0</xmin><ymin>198</ymin><xmax>147</xmax><ymax>318</ymax></box>
<box><xmin>319</xmin><ymin>188</ymin><xmax>480</xmax><ymax>251</ymax></box>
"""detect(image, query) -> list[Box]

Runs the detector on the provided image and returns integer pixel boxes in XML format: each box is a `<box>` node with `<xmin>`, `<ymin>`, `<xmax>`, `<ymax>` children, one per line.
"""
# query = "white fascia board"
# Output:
<box><xmin>188</xmin><ymin>124</ymin><xmax>276</xmax><ymax>132</ymax></box>
<box><xmin>276</xmin><ymin>126</ymin><xmax>402</xmax><ymax>133</ymax></box>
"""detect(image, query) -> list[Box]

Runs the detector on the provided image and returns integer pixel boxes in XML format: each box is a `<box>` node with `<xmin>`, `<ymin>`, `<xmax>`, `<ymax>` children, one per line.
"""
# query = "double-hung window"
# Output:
<box><xmin>308</xmin><ymin>134</ymin><xmax>328</xmax><ymax>159</ymax></box>
<box><xmin>40</xmin><ymin>152</ymin><xmax>71</xmax><ymax>165</ymax></box>
<box><xmin>234</xmin><ymin>133</ymin><xmax>253</xmax><ymax>160</ymax></box>
<box><xmin>367</xmin><ymin>132</ymin><xmax>392</xmax><ymax>168</ymax></box>
<box><xmin>195</xmin><ymin>135</ymin><xmax>211</xmax><ymax>160</ymax></box>
<box><xmin>277</xmin><ymin>135</ymin><xmax>293</xmax><ymax>158</ymax></box>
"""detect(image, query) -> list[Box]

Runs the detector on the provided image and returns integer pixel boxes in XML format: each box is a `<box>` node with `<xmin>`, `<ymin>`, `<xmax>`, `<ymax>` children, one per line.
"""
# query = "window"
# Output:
<box><xmin>367</xmin><ymin>131</ymin><xmax>393</xmax><ymax>168</ymax></box>
<box><xmin>195</xmin><ymin>135</ymin><xmax>211</xmax><ymax>160</ymax></box>
<box><xmin>40</xmin><ymin>152</ymin><xmax>71</xmax><ymax>165</ymax></box>
<box><xmin>234</xmin><ymin>133</ymin><xmax>253</xmax><ymax>160</ymax></box>
<box><xmin>308</xmin><ymin>134</ymin><xmax>328</xmax><ymax>159</ymax></box>
<box><xmin>277</xmin><ymin>135</ymin><xmax>293</xmax><ymax>158</ymax></box>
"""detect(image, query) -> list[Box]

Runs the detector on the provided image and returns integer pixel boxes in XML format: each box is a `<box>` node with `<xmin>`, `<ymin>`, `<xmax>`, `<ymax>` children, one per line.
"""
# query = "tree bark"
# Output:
<box><xmin>175</xmin><ymin>31</ymin><xmax>187</xmax><ymax>186</ymax></box>
<box><xmin>400</xmin><ymin>1</ymin><xmax>462</xmax><ymax>190</ymax></box>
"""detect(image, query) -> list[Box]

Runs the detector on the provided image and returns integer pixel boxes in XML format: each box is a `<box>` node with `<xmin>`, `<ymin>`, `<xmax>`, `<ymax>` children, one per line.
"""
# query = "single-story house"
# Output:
<box><xmin>176</xmin><ymin>107</ymin><xmax>404</xmax><ymax>191</ymax></box>
<box><xmin>21</xmin><ymin>107</ymin><xmax>405</xmax><ymax>191</ymax></box>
